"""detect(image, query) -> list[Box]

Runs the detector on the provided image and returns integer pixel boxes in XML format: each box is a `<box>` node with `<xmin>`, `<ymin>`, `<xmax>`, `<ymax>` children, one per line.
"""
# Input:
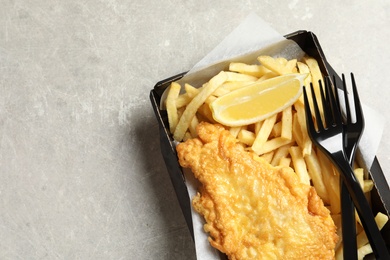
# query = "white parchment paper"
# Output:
<box><xmin>177</xmin><ymin>13</ymin><xmax>386</xmax><ymax>260</ymax></box>
<box><xmin>186</xmin><ymin>13</ymin><xmax>284</xmax><ymax>75</ymax></box>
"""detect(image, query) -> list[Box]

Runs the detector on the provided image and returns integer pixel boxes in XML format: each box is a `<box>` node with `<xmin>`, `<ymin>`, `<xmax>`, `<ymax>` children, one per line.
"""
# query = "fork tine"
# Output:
<box><xmin>325</xmin><ymin>76</ymin><xmax>343</xmax><ymax>126</ymax></box>
<box><xmin>303</xmin><ymin>86</ymin><xmax>316</xmax><ymax>134</ymax></box>
<box><xmin>332</xmin><ymin>75</ymin><xmax>341</xmax><ymax>115</ymax></box>
<box><xmin>321</xmin><ymin>78</ymin><xmax>334</xmax><ymax>128</ymax></box>
<box><xmin>341</xmin><ymin>74</ymin><xmax>352</xmax><ymax>124</ymax></box>
<box><xmin>350</xmin><ymin>73</ymin><xmax>364</xmax><ymax>124</ymax></box>
<box><xmin>310</xmin><ymin>83</ymin><xmax>325</xmax><ymax>132</ymax></box>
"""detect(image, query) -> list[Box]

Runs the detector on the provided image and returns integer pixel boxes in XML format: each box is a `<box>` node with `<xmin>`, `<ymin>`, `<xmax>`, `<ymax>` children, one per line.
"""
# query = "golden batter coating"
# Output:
<box><xmin>177</xmin><ymin>122</ymin><xmax>338</xmax><ymax>260</ymax></box>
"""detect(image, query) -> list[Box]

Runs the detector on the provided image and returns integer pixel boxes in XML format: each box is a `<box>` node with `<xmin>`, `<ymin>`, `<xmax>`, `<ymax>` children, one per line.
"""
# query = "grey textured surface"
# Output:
<box><xmin>0</xmin><ymin>1</ymin><xmax>389</xmax><ymax>259</ymax></box>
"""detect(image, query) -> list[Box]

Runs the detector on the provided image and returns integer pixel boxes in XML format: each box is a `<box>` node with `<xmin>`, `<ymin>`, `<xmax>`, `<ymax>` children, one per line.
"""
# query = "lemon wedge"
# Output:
<box><xmin>210</xmin><ymin>73</ymin><xmax>308</xmax><ymax>126</ymax></box>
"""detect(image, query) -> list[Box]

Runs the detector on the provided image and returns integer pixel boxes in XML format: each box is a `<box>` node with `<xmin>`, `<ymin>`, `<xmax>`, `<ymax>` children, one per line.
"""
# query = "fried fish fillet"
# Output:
<box><xmin>176</xmin><ymin>122</ymin><xmax>338</xmax><ymax>260</ymax></box>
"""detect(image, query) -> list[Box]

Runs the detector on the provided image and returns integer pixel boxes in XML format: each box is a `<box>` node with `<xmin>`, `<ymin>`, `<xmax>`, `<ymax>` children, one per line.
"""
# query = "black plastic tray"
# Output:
<box><xmin>150</xmin><ymin>30</ymin><xmax>390</xmax><ymax>256</ymax></box>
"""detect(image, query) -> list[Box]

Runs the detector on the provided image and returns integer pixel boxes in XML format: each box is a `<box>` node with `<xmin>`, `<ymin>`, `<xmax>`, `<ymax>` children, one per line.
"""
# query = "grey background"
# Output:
<box><xmin>1</xmin><ymin>0</ymin><xmax>389</xmax><ymax>259</ymax></box>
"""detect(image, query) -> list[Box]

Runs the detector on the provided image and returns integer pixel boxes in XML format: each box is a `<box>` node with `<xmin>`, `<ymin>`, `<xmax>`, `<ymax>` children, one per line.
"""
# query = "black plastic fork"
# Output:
<box><xmin>303</xmin><ymin>77</ymin><xmax>390</xmax><ymax>259</ymax></box>
<box><xmin>335</xmin><ymin>74</ymin><xmax>364</xmax><ymax>259</ymax></box>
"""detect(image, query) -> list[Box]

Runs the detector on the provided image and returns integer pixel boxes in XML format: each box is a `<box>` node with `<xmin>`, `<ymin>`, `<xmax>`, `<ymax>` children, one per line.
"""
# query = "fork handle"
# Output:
<box><xmin>333</xmin><ymin>153</ymin><xmax>390</xmax><ymax>259</ymax></box>
<box><xmin>341</xmin><ymin>180</ymin><xmax>357</xmax><ymax>259</ymax></box>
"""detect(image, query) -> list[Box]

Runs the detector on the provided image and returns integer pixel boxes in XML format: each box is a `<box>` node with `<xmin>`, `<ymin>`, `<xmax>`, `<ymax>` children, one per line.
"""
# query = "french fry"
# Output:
<box><xmin>258</xmin><ymin>56</ymin><xmax>290</xmax><ymax>75</ymax></box>
<box><xmin>229</xmin><ymin>126</ymin><xmax>242</xmax><ymax>138</ymax></box>
<box><xmin>173</xmin><ymin>71</ymin><xmax>227</xmax><ymax>141</ymax></box>
<box><xmin>357</xmin><ymin>244</ymin><xmax>373</xmax><ymax>260</ymax></box>
<box><xmin>166</xmin><ymin>82</ymin><xmax>181</xmax><ymax>133</ymax></box>
<box><xmin>184</xmin><ymin>83</ymin><xmax>199</xmax><ymax>97</ymax></box>
<box><xmin>375</xmin><ymin>212</ymin><xmax>389</xmax><ymax>229</ymax></box>
<box><xmin>297</xmin><ymin>62</ymin><xmax>308</xmax><ymax>72</ymax></box>
<box><xmin>238</xmin><ymin>129</ymin><xmax>256</xmax><ymax>146</ymax></box>
<box><xmin>302</xmin><ymin>56</ymin><xmax>324</xmax><ymax>121</ymax></box>
<box><xmin>221</xmin><ymin>81</ymin><xmax>256</xmax><ymax>91</ymax></box>
<box><xmin>197</xmin><ymin>103</ymin><xmax>217</xmax><ymax>123</ymax></box>
<box><xmin>260</xmin><ymin>151</ymin><xmax>274</xmax><ymax>164</ymax></box>
<box><xmin>284</xmin><ymin>59</ymin><xmax>298</xmax><ymax>73</ymax></box>
<box><xmin>354</xmin><ymin>168</ymin><xmax>364</xmax><ymax>188</ymax></box>
<box><xmin>292</xmin><ymin>113</ymin><xmax>304</xmax><ymax>148</ymax></box>
<box><xmin>276</xmin><ymin>57</ymin><xmax>288</xmax><ymax>65</ymax></box>
<box><xmin>225</xmin><ymin>71</ymin><xmax>258</xmax><ymax>82</ymax></box>
<box><xmin>363</xmin><ymin>180</ymin><xmax>374</xmax><ymax>193</ymax></box>
<box><xmin>229</xmin><ymin>62</ymin><xmax>270</xmax><ymax>77</ymax></box>
<box><xmin>318</xmin><ymin>150</ymin><xmax>341</xmax><ymax>214</ymax></box>
<box><xmin>297</xmin><ymin>61</ymin><xmax>311</xmax><ymax>77</ymax></box>
<box><xmin>251</xmin><ymin>114</ymin><xmax>277</xmax><ymax>155</ymax></box>
<box><xmin>296</xmin><ymin>62</ymin><xmax>312</xmax><ymax>104</ymax></box>
<box><xmin>254</xmin><ymin>120</ymin><xmax>263</xmax><ymax>135</ymax></box>
<box><xmin>212</xmin><ymin>86</ymin><xmax>230</xmax><ymax>97</ymax></box>
<box><xmin>294</xmin><ymin>102</ymin><xmax>312</xmax><ymax>156</ymax></box>
<box><xmin>205</xmin><ymin>95</ymin><xmax>217</xmax><ymax>105</ymax></box>
<box><xmin>304</xmin><ymin>149</ymin><xmax>329</xmax><ymax>204</ymax></box>
<box><xmin>270</xmin><ymin>121</ymin><xmax>282</xmax><ymax>138</ymax></box>
<box><xmin>183</xmin><ymin>131</ymin><xmax>192</xmax><ymax>141</ymax></box>
<box><xmin>279</xmin><ymin>157</ymin><xmax>291</xmax><ymax>167</ymax></box>
<box><xmin>354</xmin><ymin>213</ymin><xmax>389</xmax><ymax>259</ymax></box>
<box><xmin>258</xmin><ymin>56</ymin><xmax>298</xmax><ymax>75</ymax></box>
<box><xmin>271</xmin><ymin>143</ymin><xmax>292</xmax><ymax>166</ymax></box>
<box><xmin>289</xmin><ymin>146</ymin><xmax>311</xmax><ymax>185</ymax></box>
<box><xmin>303</xmin><ymin>56</ymin><xmax>323</xmax><ymax>89</ymax></box>
<box><xmin>356</xmin><ymin>212</ymin><xmax>389</xmax><ymax>248</ymax></box>
<box><xmin>176</xmin><ymin>93</ymin><xmax>193</xmax><ymax>109</ymax></box>
<box><xmin>258</xmin><ymin>71</ymin><xmax>279</xmax><ymax>81</ymax></box>
<box><xmin>188</xmin><ymin>115</ymin><xmax>199</xmax><ymax>138</ymax></box>
<box><xmin>281</xmin><ymin>106</ymin><xmax>293</xmax><ymax>140</ymax></box>
<box><xmin>254</xmin><ymin>137</ymin><xmax>293</xmax><ymax>155</ymax></box>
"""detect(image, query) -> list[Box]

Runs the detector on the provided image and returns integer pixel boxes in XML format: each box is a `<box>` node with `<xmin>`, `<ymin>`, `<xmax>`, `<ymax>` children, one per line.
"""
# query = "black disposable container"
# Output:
<box><xmin>150</xmin><ymin>30</ymin><xmax>390</xmax><ymax>258</ymax></box>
